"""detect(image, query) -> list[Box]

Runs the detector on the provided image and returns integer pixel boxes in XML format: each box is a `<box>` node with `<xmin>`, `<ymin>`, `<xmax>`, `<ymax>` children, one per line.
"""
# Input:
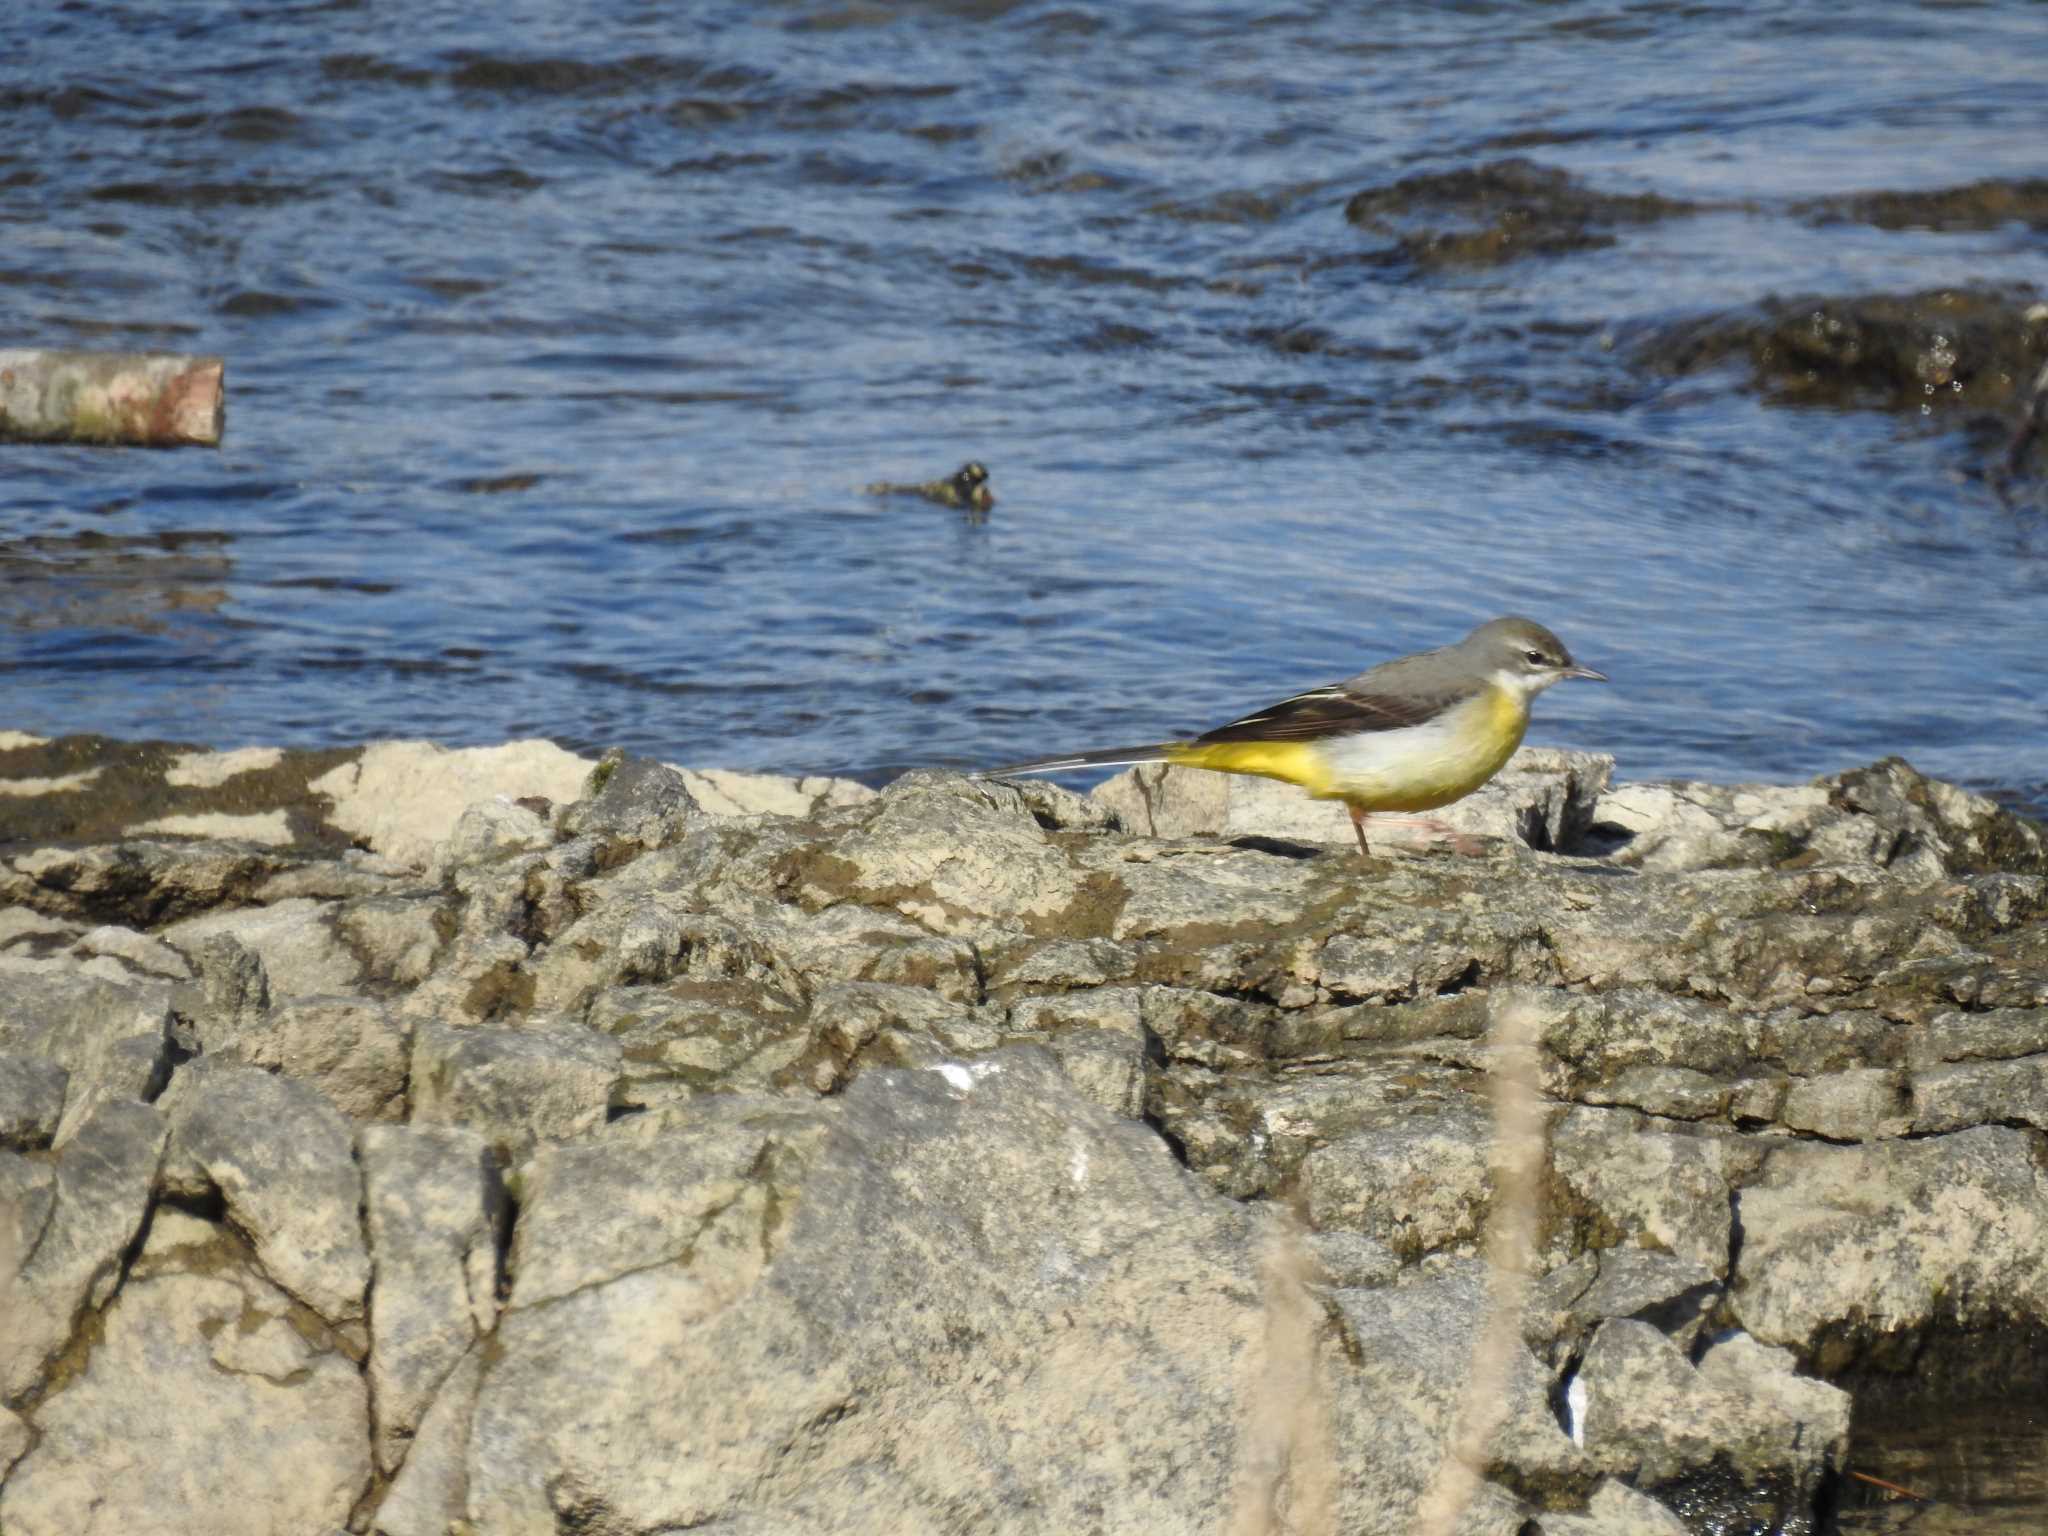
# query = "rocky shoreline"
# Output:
<box><xmin>3</xmin><ymin>731</ymin><xmax>2045</xmax><ymax>1534</ymax></box>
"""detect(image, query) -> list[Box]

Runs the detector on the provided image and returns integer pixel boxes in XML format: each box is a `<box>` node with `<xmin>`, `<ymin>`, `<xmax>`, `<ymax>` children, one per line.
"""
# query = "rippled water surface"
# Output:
<box><xmin>5</xmin><ymin>0</ymin><xmax>2047</xmax><ymax>807</ymax></box>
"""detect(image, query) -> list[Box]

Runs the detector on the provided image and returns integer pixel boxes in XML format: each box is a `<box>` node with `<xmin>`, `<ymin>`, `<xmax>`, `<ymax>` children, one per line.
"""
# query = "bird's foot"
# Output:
<box><xmin>1365</xmin><ymin>814</ymin><xmax>1490</xmax><ymax>858</ymax></box>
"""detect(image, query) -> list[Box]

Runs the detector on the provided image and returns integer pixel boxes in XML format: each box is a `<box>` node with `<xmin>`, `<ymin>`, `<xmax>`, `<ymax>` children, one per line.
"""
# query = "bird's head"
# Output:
<box><xmin>1466</xmin><ymin>616</ymin><xmax>1606</xmax><ymax>698</ymax></box>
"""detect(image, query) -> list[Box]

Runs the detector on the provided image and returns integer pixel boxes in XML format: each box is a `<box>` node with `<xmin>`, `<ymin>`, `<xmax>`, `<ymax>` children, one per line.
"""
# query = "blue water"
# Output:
<box><xmin>4</xmin><ymin>0</ymin><xmax>2046</xmax><ymax>807</ymax></box>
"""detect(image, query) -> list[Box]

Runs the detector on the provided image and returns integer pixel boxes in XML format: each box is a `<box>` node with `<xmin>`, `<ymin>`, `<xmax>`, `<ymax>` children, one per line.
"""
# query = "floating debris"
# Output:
<box><xmin>863</xmin><ymin>460</ymin><xmax>995</xmax><ymax>513</ymax></box>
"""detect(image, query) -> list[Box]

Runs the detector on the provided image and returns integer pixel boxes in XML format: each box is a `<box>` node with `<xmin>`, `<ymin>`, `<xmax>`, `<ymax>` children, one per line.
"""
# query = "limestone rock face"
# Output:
<box><xmin>0</xmin><ymin>1056</ymin><xmax>68</xmax><ymax>1149</ymax></box>
<box><xmin>468</xmin><ymin>1051</ymin><xmax>1271</xmax><ymax>1535</ymax></box>
<box><xmin>1570</xmin><ymin>1320</ymin><xmax>1848</xmax><ymax>1523</ymax></box>
<box><xmin>165</xmin><ymin>895</ymin><xmax>365</xmax><ymax>1000</ymax></box>
<box><xmin>409</xmin><ymin>1020</ymin><xmax>623</xmax><ymax>1154</ymax></box>
<box><xmin>1327</xmin><ymin>1262</ymin><xmax>1589</xmax><ymax>1530</ymax></box>
<box><xmin>360</xmin><ymin>1125</ymin><xmax>506</xmax><ymax>1474</ymax></box>
<box><xmin>211</xmin><ymin>992</ymin><xmax>411</xmax><ymax>1119</ymax></box>
<box><xmin>1591</xmin><ymin>757</ymin><xmax>2047</xmax><ymax>879</ymax></box>
<box><xmin>0</xmin><ymin>969</ymin><xmax>173</xmax><ymax>1145</ymax></box>
<box><xmin>1731</xmin><ymin>1127</ymin><xmax>2048</xmax><ymax>1365</ymax></box>
<box><xmin>157</xmin><ymin>1059</ymin><xmax>371</xmax><ymax>1324</ymax></box>
<box><xmin>0</xmin><ymin>1209</ymin><xmax>370</xmax><ymax>1536</ymax></box>
<box><xmin>0</xmin><ymin>1100</ymin><xmax>165</xmax><ymax>1400</ymax></box>
<box><xmin>1</xmin><ymin>739</ymin><xmax>2045</xmax><ymax>1535</ymax></box>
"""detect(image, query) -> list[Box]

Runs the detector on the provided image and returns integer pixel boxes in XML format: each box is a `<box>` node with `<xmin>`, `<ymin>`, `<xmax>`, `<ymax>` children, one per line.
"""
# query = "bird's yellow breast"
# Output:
<box><xmin>1167</xmin><ymin>684</ymin><xmax>1528</xmax><ymax>813</ymax></box>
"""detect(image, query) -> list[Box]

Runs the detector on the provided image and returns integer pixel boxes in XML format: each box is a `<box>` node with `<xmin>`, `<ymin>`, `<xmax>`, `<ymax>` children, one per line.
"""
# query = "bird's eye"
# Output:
<box><xmin>1523</xmin><ymin>649</ymin><xmax>1546</xmax><ymax>666</ymax></box>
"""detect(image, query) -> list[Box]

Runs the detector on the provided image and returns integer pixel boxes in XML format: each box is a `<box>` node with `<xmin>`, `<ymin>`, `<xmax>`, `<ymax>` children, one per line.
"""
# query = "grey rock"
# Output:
<box><xmin>1303</xmin><ymin>1229</ymin><xmax>1402</xmax><ymax>1288</ymax></box>
<box><xmin>1824</xmin><ymin>757</ymin><xmax>2046</xmax><ymax>876</ymax></box>
<box><xmin>0</xmin><ymin>1403</ymin><xmax>27</xmax><ymax>1477</ymax></box>
<box><xmin>309</xmin><ymin>737</ymin><xmax>593</xmax><ymax>869</ymax></box>
<box><xmin>591</xmin><ymin>980</ymin><xmax>815</xmax><ymax>1102</ymax></box>
<box><xmin>1042</xmin><ymin>1027</ymin><xmax>1147</xmax><ymax>1118</ymax></box>
<box><xmin>0</xmin><ymin>1056</ymin><xmax>68</xmax><ymax>1149</ymax></box>
<box><xmin>781</xmin><ymin>903</ymin><xmax>983</xmax><ymax>1002</ymax></box>
<box><xmin>255</xmin><ymin>848</ymin><xmax>419</xmax><ymax>902</ymax></box>
<box><xmin>158</xmin><ymin>1059</ymin><xmax>370</xmax><ymax>1324</ymax></box>
<box><xmin>1777</xmin><ymin>1066</ymin><xmax>1912</xmax><ymax>1141</ymax></box>
<box><xmin>1</xmin><ymin>837</ymin><xmax>298</xmax><ymax>926</ymax></box>
<box><xmin>1535</xmin><ymin>1478</ymin><xmax>1690</xmax><ymax>1535</ymax></box>
<box><xmin>1757</xmin><ymin>1006</ymin><xmax>1896</xmax><ymax>1077</ymax></box>
<box><xmin>557</xmin><ymin>752</ymin><xmax>700</xmax><ymax>851</ymax></box>
<box><xmin>1592</xmin><ymin>757</ymin><xmax>2045</xmax><ymax>878</ymax></box>
<box><xmin>0</xmin><ymin>1222</ymin><xmax>370</xmax><ymax>1536</ymax></box>
<box><xmin>436</xmin><ymin>843</ymin><xmax>555</xmax><ymax>947</ymax></box>
<box><xmin>809</xmin><ymin>979</ymin><xmax>986</xmax><ymax>1070</ymax></box>
<box><xmin>1004</xmin><ymin>984</ymin><xmax>1148</xmax><ymax>1038</ymax></box>
<box><xmin>1581</xmin><ymin>1064</ymin><xmax>1732</xmax><ymax>1120</ymax></box>
<box><xmin>0</xmin><ymin>966</ymin><xmax>173</xmax><ymax>1147</ymax></box>
<box><xmin>0</xmin><ymin>1158</ymin><xmax>54</xmax><ymax>1306</ymax></box>
<box><xmin>176</xmin><ymin>931</ymin><xmax>272</xmax><ymax>1046</ymax></box>
<box><xmin>0</xmin><ymin>907</ymin><xmax>78</xmax><ymax>958</ymax></box>
<box><xmin>1533</xmin><ymin>864</ymin><xmax>1993</xmax><ymax>1013</ymax></box>
<box><xmin>1592</xmin><ymin>782</ymin><xmax>1845</xmax><ymax>873</ymax></box>
<box><xmin>1910</xmin><ymin>1055</ymin><xmax>2048</xmax><ymax>1132</ymax></box>
<box><xmin>983</xmin><ymin>775</ymin><xmax>1124</xmax><ymax>834</ymax></box>
<box><xmin>1528</xmin><ymin>1248</ymin><xmax>1722</xmax><ymax>1362</ymax></box>
<box><xmin>1307</xmin><ymin>922</ymin><xmax>1504</xmax><ymax>1008</ymax></box>
<box><xmin>437</xmin><ymin>795</ymin><xmax>552</xmax><ymax>871</ymax></box>
<box><xmin>1906</xmin><ymin>1005</ymin><xmax>2048</xmax><ymax>1067</ymax></box>
<box><xmin>409</xmin><ymin>1020</ymin><xmax>622</xmax><ymax>1152</ymax></box>
<box><xmin>1106</xmin><ymin>844</ymin><xmax>1324</xmax><ymax>949</ymax></box>
<box><xmin>395</xmin><ymin>929</ymin><xmax>534</xmax><ymax>1028</ymax></box>
<box><xmin>1299</xmin><ymin>1099</ymin><xmax>1494</xmax><ymax>1259</ymax></box>
<box><xmin>1142</xmin><ymin>985</ymin><xmax>1277</xmax><ymax>1070</ymax></box>
<box><xmin>1695</xmin><ymin>1330</ymin><xmax>1852</xmax><ymax>1452</ymax></box>
<box><xmin>1899</xmin><ymin>1006</ymin><xmax>2048</xmax><ymax>1133</ymax></box>
<box><xmin>466</xmin><ymin>1050</ymin><xmax>1273</xmax><ymax>1534</ymax></box>
<box><xmin>528</xmin><ymin>901</ymin><xmax>800</xmax><ymax>1018</ymax></box>
<box><xmin>372</xmin><ymin>1345</ymin><xmax>484</xmax><ymax>1536</ymax></box>
<box><xmin>1150</xmin><ymin>1060</ymin><xmax>1413</xmax><ymax>1200</ymax></box>
<box><xmin>5</xmin><ymin>738</ymin><xmax>2048</xmax><ymax>1530</ymax></box>
<box><xmin>981</xmin><ymin>934</ymin><xmax>1138</xmax><ymax>994</ymax></box>
<box><xmin>0</xmin><ymin>1099</ymin><xmax>165</xmax><ymax>1399</ymax></box>
<box><xmin>71</xmin><ymin>923</ymin><xmax>192</xmax><ymax>980</ymax></box>
<box><xmin>1571</xmin><ymin>1319</ymin><xmax>1845</xmax><ymax>1524</ymax></box>
<box><xmin>792</xmin><ymin>773</ymin><xmax>1095</xmax><ymax>937</ymax></box>
<box><xmin>1522</xmin><ymin>987</ymin><xmax>1760</xmax><ymax>1097</ymax></box>
<box><xmin>361</xmin><ymin>1125</ymin><xmax>505</xmax><ymax>1474</ymax></box>
<box><xmin>504</xmin><ymin>1102</ymin><xmax>812</xmax><ymax>1310</ymax></box>
<box><xmin>858</xmin><ymin>1014</ymin><xmax>1007</xmax><ymax>1078</ymax></box>
<box><xmin>337</xmin><ymin>893</ymin><xmax>446</xmax><ymax>986</ymax></box>
<box><xmin>1550</xmin><ymin>1109</ymin><xmax>1756</xmax><ymax>1275</ymax></box>
<box><xmin>1731</xmin><ymin>1126</ymin><xmax>2048</xmax><ymax>1363</ymax></box>
<box><xmin>669</xmin><ymin>763</ymin><xmax>875</xmax><ymax>820</ymax></box>
<box><xmin>1327</xmin><ymin>1261</ymin><xmax>1587</xmax><ymax>1530</ymax></box>
<box><xmin>213</xmin><ymin>993</ymin><xmax>411</xmax><ymax>1121</ymax></box>
<box><xmin>164</xmin><ymin>896</ymin><xmax>363</xmax><ymax>1001</ymax></box>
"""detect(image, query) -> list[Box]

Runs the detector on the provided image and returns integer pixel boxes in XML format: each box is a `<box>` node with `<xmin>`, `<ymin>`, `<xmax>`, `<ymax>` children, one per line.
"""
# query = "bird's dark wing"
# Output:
<box><xmin>1193</xmin><ymin>677</ymin><xmax>1478</xmax><ymax>744</ymax></box>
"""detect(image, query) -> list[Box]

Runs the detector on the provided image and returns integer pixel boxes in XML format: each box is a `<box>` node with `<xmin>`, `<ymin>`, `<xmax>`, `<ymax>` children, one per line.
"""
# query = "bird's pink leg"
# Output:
<box><xmin>1344</xmin><ymin>803</ymin><xmax>1370</xmax><ymax>857</ymax></box>
<box><xmin>1369</xmin><ymin>814</ymin><xmax>1488</xmax><ymax>857</ymax></box>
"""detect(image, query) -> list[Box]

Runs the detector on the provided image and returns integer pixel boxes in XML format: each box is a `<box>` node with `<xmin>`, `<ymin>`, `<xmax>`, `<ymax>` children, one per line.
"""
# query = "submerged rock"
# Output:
<box><xmin>1800</xmin><ymin>176</ymin><xmax>2048</xmax><ymax>234</ymax></box>
<box><xmin>1344</xmin><ymin>158</ymin><xmax>1697</xmax><ymax>269</ymax></box>
<box><xmin>1</xmin><ymin>734</ymin><xmax>2045</xmax><ymax>1533</ymax></box>
<box><xmin>1632</xmin><ymin>285</ymin><xmax>2048</xmax><ymax>415</ymax></box>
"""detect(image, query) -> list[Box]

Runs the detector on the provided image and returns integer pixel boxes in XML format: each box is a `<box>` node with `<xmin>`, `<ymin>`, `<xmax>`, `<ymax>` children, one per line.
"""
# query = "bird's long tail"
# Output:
<box><xmin>968</xmin><ymin>744</ymin><xmax>1178</xmax><ymax>780</ymax></box>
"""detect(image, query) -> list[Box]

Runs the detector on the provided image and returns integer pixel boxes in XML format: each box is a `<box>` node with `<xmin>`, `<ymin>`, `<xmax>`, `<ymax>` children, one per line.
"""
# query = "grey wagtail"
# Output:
<box><xmin>972</xmin><ymin>616</ymin><xmax>1605</xmax><ymax>856</ymax></box>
